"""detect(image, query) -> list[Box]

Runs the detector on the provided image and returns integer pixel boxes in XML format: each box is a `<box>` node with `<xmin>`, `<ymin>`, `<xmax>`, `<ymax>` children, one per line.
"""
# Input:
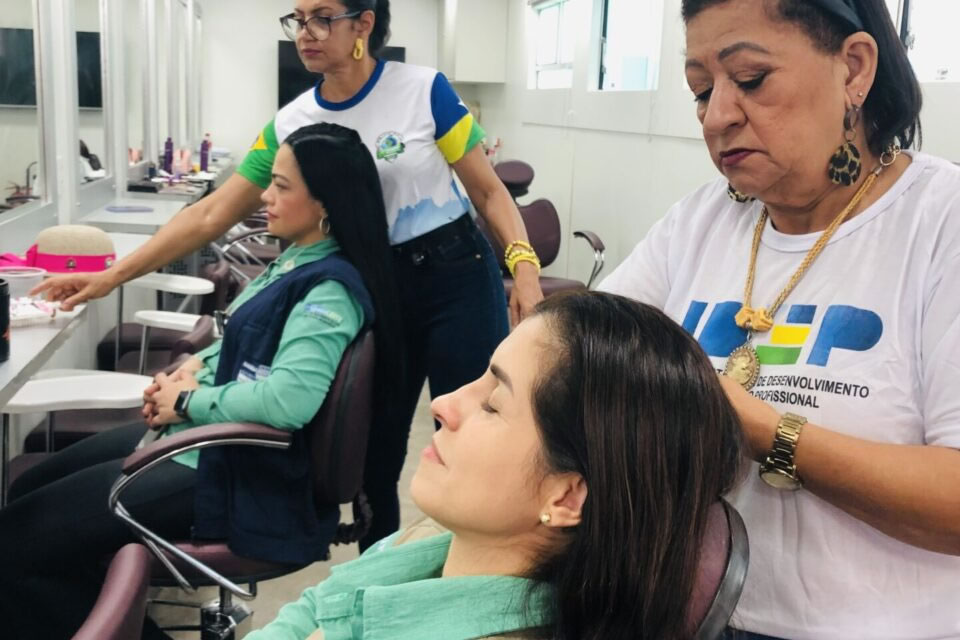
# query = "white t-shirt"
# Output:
<box><xmin>600</xmin><ymin>152</ymin><xmax>960</xmax><ymax>640</ymax></box>
<box><xmin>238</xmin><ymin>60</ymin><xmax>484</xmax><ymax>245</ymax></box>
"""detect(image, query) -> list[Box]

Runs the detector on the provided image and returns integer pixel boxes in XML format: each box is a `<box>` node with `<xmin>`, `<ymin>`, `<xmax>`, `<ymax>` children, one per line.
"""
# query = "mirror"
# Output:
<box><xmin>76</xmin><ymin>0</ymin><xmax>107</xmax><ymax>183</ymax></box>
<box><xmin>156</xmin><ymin>0</ymin><xmax>169</xmax><ymax>162</ymax></box>
<box><xmin>125</xmin><ymin>0</ymin><xmax>144</xmax><ymax>165</ymax></box>
<box><xmin>0</xmin><ymin>0</ymin><xmax>44</xmax><ymax>213</ymax></box>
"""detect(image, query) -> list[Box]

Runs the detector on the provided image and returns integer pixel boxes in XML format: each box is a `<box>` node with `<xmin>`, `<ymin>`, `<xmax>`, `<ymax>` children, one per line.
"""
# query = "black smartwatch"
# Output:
<box><xmin>174</xmin><ymin>390</ymin><xmax>194</xmax><ymax>420</ymax></box>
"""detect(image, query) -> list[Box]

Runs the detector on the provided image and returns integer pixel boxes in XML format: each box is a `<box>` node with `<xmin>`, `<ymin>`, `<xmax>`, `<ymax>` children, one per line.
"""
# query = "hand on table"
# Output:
<box><xmin>29</xmin><ymin>271</ymin><xmax>117</xmax><ymax>311</ymax></box>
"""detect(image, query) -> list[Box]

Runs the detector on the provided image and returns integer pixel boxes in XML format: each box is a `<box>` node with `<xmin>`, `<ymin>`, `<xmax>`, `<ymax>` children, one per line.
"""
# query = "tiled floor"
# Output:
<box><xmin>153</xmin><ymin>386</ymin><xmax>435</xmax><ymax>638</ymax></box>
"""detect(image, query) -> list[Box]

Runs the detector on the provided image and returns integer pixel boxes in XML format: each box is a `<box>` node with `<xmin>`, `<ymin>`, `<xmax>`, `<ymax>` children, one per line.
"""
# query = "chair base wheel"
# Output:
<box><xmin>200</xmin><ymin>599</ymin><xmax>252</xmax><ymax>640</ymax></box>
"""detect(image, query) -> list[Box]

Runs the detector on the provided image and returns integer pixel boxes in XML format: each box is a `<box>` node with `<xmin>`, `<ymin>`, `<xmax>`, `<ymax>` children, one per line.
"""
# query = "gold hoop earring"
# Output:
<box><xmin>828</xmin><ymin>105</ymin><xmax>863</xmax><ymax>186</ymax></box>
<box><xmin>320</xmin><ymin>216</ymin><xmax>332</xmax><ymax>236</ymax></box>
<box><xmin>352</xmin><ymin>38</ymin><xmax>364</xmax><ymax>61</ymax></box>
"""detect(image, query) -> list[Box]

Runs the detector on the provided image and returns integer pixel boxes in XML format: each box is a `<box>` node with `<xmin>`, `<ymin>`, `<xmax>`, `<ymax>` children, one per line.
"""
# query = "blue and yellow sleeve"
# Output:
<box><xmin>236</xmin><ymin>120</ymin><xmax>280</xmax><ymax>189</ymax></box>
<box><xmin>430</xmin><ymin>72</ymin><xmax>486</xmax><ymax>165</ymax></box>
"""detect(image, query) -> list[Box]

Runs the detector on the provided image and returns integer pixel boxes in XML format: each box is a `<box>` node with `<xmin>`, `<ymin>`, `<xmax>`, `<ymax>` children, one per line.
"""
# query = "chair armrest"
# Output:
<box><xmin>169</xmin><ymin>315</ymin><xmax>216</xmax><ymax>362</ymax></box>
<box><xmin>122</xmin><ymin>423</ymin><xmax>292</xmax><ymax>474</ymax></box>
<box><xmin>128</xmin><ymin>272</ymin><xmax>215</xmax><ymax>296</ymax></box>
<box><xmin>72</xmin><ymin>544</ymin><xmax>151</xmax><ymax>640</ymax></box>
<box><xmin>572</xmin><ymin>230</ymin><xmax>606</xmax><ymax>289</ymax></box>
<box><xmin>134</xmin><ymin>310</ymin><xmax>202</xmax><ymax>332</ymax></box>
<box><xmin>112</xmin><ymin>423</ymin><xmax>292</xmax><ymax>600</ymax></box>
<box><xmin>573</xmin><ymin>229</ymin><xmax>605</xmax><ymax>253</ymax></box>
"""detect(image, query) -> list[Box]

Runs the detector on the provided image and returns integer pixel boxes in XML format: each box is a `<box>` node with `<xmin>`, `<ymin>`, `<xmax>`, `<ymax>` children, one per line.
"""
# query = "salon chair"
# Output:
<box><xmin>477</xmin><ymin>197</ymin><xmax>606</xmax><ymax>299</ymax></box>
<box><xmin>72</xmin><ymin>543</ymin><xmax>152</xmax><ymax>640</ymax></box>
<box><xmin>22</xmin><ymin>316</ymin><xmax>216</xmax><ymax>455</ymax></box>
<box><xmin>98</xmin><ymin>260</ymin><xmax>231</xmax><ymax>372</ymax></box>
<box><xmin>98</xmin><ymin>273</ymin><xmax>215</xmax><ymax>372</ymax></box>
<box><xmin>111</xmin><ymin>329</ymin><xmax>376</xmax><ymax>640</ymax></box>
<box><xmin>494</xmin><ymin>160</ymin><xmax>535</xmax><ymax>200</ymax></box>
<box><xmin>688</xmin><ymin>498</ymin><xmax>749</xmax><ymax>639</ymax></box>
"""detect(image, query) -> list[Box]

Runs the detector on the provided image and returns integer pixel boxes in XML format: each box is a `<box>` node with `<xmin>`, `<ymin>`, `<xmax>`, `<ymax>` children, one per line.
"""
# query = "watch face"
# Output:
<box><xmin>760</xmin><ymin>468</ymin><xmax>802</xmax><ymax>491</ymax></box>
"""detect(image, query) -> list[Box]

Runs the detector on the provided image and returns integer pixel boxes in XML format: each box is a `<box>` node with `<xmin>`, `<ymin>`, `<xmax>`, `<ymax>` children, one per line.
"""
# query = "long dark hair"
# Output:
<box><xmin>341</xmin><ymin>0</ymin><xmax>391</xmax><ymax>54</ymax></box>
<box><xmin>527</xmin><ymin>292</ymin><xmax>743</xmax><ymax>640</ymax></box>
<box><xmin>284</xmin><ymin>122</ymin><xmax>404</xmax><ymax>407</ymax></box>
<box><xmin>681</xmin><ymin>0</ymin><xmax>922</xmax><ymax>155</ymax></box>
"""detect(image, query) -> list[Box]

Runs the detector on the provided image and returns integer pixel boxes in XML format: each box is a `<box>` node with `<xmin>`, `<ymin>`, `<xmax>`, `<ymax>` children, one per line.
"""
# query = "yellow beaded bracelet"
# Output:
<box><xmin>506</xmin><ymin>250</ymin><xmax>541</xmax><ymax>277</ymax></box>
<box><xmin>504</xmin><ymin>240</ymin><xmax>535</xmax><ymax>261</ymax></box>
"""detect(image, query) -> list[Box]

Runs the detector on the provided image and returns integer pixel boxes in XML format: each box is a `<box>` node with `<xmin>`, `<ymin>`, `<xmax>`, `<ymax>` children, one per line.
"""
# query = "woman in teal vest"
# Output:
<box><xmin>246</xmin><ymin>292</ymin><xmax>743</xmax><ymax>640</ymax></box>
<box><xmin>0</xmin><ymin>123</ymin><xmax>404</xmax><ymax>640</ymax></box>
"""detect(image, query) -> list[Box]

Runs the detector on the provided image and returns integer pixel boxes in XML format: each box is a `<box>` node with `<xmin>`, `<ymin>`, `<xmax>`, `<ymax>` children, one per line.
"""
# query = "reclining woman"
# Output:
<box><xmin>246</xmin><ymin>291</ymin><xmax>743</xmax><ymax>640</ymax></box>
<box><xmin>0</xmin><ymin>122</ymin><xmax>404</xmax><ymax>640</ymax></box>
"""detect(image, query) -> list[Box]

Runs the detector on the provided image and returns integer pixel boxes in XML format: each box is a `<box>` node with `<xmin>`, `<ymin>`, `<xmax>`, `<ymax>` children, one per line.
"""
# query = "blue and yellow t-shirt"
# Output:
<box><xmin>238</xmin><ymin>60</ymin><xmax>485</xmax><ymax>245</ymax></box>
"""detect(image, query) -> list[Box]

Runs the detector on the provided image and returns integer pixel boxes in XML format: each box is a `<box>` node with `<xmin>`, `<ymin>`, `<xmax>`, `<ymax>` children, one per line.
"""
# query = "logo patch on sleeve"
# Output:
<box><xmin>304</xmin><ymin>303</ymin><xmax>343</xmax><ymax>327</ymax></box>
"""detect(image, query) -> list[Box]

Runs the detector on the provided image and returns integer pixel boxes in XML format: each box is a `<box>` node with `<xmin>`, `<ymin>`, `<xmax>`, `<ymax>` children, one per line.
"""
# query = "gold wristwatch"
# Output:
<box><xmin>759</xmin><ymin>412</ymin><xmax>807</xmax><ymax>490</ymax></box>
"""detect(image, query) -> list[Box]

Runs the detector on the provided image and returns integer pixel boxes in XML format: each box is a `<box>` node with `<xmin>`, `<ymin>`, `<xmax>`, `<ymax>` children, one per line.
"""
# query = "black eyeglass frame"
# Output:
<box><xmin>279</xmin><ymin>10</ymin><xmax>363</xmax><ymax>41</ymax></box>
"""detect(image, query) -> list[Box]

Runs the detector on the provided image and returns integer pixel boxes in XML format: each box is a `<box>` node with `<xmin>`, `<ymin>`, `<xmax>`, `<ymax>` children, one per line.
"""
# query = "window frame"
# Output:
<box><xmin>531</xmin><ymin>0</ymin><xmax>574</xmax><ymax>90</ymax></box>
<box><xmin>596</xmin><ymin>0</ymin><xmax>664</xmax><ymax>93</ymax></box>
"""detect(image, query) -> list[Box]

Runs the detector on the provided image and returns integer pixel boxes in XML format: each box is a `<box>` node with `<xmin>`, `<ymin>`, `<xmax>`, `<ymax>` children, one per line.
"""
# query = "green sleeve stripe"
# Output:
<box><xmin>465</xmin><ymin>119</ymin><xmax>486</xmax><ymax>155</ymax></box>
<box><xmin>236</xmin><ymin>120</ymin><xmax>279</xmax><ymax>190</ymax></box>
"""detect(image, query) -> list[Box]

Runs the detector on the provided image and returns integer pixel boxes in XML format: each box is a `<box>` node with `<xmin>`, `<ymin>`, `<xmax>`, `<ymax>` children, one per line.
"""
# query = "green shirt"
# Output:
<box><xmin>165</xmin><ymin>238</ymin><xmax>364</xmax><ymax>468</ymax></box>
<box><xmin>245</xmin><ymin>530</ymin><xmax>550</xmax><ymax>640</ymax></box>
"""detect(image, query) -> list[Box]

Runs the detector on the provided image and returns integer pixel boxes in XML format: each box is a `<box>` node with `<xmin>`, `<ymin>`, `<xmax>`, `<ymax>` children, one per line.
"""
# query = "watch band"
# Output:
<box><xmin>760</xmin><ymin>412</ymin><xmax>807</xmax><ymax>489</ymax></box>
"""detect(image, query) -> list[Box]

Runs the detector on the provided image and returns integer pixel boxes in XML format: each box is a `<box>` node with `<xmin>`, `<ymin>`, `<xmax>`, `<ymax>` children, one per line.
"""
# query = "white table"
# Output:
<box><xmin>80</xmin><ymin>198</ymin><xmax>185</xmax><ymax>235</ymax></box>
<box><xmin>0</xmin><ymin>307</ymin><xmax>87</xmax><ymax>408</ymax></box>
<box><xmin>0</xmin><ymin>306</ymin><xmax>87</xmax><ymax>499</ymax></box>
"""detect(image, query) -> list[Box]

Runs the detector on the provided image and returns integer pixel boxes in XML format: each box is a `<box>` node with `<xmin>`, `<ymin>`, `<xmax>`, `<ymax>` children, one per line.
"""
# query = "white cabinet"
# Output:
<box><xmin>438</xmin><ymin>0</ymin><xmax>508</xmax><ymax>83</ymax></box>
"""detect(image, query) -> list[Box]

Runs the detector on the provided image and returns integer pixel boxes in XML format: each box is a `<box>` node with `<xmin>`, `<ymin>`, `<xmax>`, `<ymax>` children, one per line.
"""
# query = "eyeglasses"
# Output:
<box><xmin>279</xmin><ymin>10</ymin><xmax>362</xmax><ymax>42</ymax></box>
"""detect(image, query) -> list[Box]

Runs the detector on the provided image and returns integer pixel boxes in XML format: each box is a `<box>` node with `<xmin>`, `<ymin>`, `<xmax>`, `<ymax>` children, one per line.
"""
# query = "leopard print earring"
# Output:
<box><xmin>828</xmin><ymin>105</ymin><xmax>863</xmax><ymax>186</ymax></box>
<box><xmin>727</xmin><ymin>183</ymin><xmax>755</xmax><ymax>203</ymax></box>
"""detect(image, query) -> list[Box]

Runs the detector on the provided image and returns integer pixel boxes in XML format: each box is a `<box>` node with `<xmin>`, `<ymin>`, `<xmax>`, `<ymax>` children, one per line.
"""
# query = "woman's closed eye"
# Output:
<box><xmin>481</xmin><ymin>399</ymin><xmax>498</xmax><ymax>414</ymax></box>
<box><xmin>736</xmin><ymin>72</ymin><xmax>767</xmax><ymax>92</ymax></box>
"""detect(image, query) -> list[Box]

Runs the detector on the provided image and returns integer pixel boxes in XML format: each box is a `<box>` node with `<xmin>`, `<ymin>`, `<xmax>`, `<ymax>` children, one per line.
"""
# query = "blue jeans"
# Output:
<box><xmin>360</xmin><ymin>215</ymin><xmax>509</xmax><ymax>548</ymax></box>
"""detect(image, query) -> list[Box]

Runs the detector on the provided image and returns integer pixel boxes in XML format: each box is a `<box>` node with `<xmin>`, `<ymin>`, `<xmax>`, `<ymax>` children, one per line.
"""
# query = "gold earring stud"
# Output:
<box><xmin>540</xmin><ymin>513</ymin><xmax>551</xmax><ymax>524</ymax></box>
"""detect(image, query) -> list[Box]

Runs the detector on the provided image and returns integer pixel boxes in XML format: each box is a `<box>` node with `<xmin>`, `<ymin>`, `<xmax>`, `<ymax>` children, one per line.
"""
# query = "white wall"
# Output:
<box><xmin>455</xmin><ymin>0</ymin><xmax>718</xmax><ymax>282</ymax></box>
<box><xmin>200</xmin><ymin>0</ymin><xmax>439</xmax><ymax>161</ymax></box>
<box><xmin>458</xmin><ymin>0</ymin><xmax>960</xmax><ymax>282</ymax></box>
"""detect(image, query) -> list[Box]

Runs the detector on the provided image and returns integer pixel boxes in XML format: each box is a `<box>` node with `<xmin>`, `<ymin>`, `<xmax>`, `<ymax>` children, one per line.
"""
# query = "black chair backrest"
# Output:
<box><xmin>305</xmin><ymin>328</ymin><xmax>376</xmax><ymax>506</ymax></box>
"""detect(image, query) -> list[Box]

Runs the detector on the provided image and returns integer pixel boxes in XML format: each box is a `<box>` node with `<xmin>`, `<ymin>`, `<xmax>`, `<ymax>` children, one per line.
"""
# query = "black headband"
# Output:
<box><xmin>807</xmin><ymin>0</ymin><xmax>866</xmax><ymax>31</ymax></box>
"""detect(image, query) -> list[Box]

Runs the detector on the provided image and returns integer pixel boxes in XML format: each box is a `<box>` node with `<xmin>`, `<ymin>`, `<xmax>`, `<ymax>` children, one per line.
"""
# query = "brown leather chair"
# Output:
<box><xmin>72</xmin><ymin>544</ymin><xmax>152</xmax><ymax>640</ymax></box>
<box><xmin>110</xmin><ymin>329</ymin><xmax>376</xmax><ymax>639</ymax></box>
<box><xmin>477</xmin><ymin>198</ymin><xmax>606</xmax><ymax>299</ymax></box>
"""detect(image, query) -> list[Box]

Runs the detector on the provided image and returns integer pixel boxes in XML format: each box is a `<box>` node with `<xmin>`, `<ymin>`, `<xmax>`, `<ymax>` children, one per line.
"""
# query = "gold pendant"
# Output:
<box><xmin>724</xmin><ymin>342</ymin><xmax>760</xmax><ymax>390</ymax></box>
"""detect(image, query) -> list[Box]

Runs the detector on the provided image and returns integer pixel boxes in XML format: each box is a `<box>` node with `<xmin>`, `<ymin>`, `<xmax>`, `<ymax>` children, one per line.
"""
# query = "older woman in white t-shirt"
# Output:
<box><xmin>601</xmin><ymin>1</ymin><xmax>960</xmax><ymax>639</ymax></box>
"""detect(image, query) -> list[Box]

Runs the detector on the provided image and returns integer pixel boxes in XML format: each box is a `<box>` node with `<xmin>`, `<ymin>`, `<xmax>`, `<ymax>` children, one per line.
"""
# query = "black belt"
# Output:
<box><xmin>392</xmin><ymin>214</ymin><xmax>475</xmax><ymax>266</ymax></box>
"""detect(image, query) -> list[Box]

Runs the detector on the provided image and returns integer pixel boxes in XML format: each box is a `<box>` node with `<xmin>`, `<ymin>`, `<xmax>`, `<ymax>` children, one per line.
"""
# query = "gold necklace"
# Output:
<box><xmin>724</xmin><ymin>149</ymin><xmax>899</xmax><ymax>390</ymax></box>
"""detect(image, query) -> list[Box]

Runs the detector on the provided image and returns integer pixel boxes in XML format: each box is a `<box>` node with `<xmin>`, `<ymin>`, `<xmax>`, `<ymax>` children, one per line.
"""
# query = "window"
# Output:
<box><xmin>599</xmin><ymin>0</ymin><xmax>663</xmax><ymax>91</ymax></box>
<box><xmin>531</xmin><ymin>0</ymin><xmax>574</xmax><ymax>90</ymax></box>
<box><xmin>905</xmin><ymin>0</ymin><xmax>960</xmax><ymax>82</ymax></box>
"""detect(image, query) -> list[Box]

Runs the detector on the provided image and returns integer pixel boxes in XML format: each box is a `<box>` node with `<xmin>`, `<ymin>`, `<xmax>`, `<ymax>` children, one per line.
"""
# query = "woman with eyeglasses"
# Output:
<box><xmin>34</xmin><ymin>0</ymin><xmax>544</xmax><ymax>550</ymax></box>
